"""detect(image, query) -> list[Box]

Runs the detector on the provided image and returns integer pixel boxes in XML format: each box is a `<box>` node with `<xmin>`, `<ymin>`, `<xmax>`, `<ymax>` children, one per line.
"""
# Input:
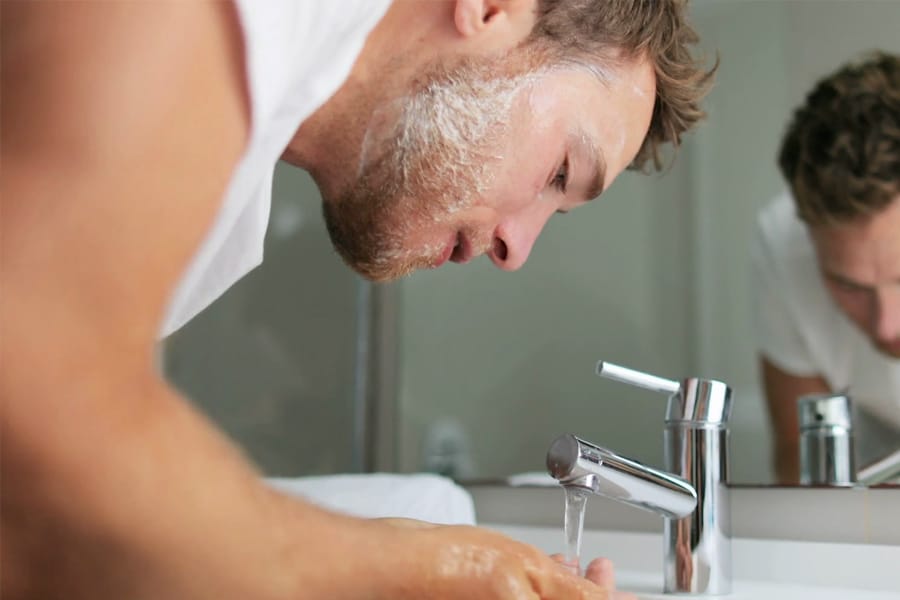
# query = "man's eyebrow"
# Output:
<box><xmin>824</xmin><ymin>270</ymin><xmax>900</xmax><ymax>289</ymax></box>
<box><xmin>578</xmin><ymin>130</ymin><xmax>606</xmax><ymax>203</ymax></box>
<box><xmin>823</xmin><ymin>270</ymin><xmax>872</xmax><ymax>290</ymax></box>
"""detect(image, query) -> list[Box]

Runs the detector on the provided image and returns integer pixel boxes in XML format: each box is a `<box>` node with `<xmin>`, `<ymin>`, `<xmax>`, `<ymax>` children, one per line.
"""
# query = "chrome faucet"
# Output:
<box><xmin>794</xmin><ymin>392</ymin><xmax>900</xmax><ymax>486</ymax></box>
<box><xmin>797</xmin><ymin>393</ymin><xmax>856</xmax><ymax>485</ymax></box>
<box><xmin>858</xmin><ymin>448</ymin><xmax>900</xmax><ymax>486</ymax></box>
<box><xmin>546</xmin><ymin>360</ymin><xmax>733</xmax><ymax>595</ymax></box>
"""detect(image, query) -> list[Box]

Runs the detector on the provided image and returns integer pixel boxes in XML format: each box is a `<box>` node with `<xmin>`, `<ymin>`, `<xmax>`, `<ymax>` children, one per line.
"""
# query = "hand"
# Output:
<box><xmin>376</xmin><ymin>518</ymin><xmax>635</xmax><ymax>599</ymax></box>
<box><xmin>585</xmin><ymin>558</ymin><xmax>635</xmax><ymax>600</ymax></box>
<box><xmin>551</xmin><ymin>554</ymin><xmax>636</xmax><ymax>600</ymax></box>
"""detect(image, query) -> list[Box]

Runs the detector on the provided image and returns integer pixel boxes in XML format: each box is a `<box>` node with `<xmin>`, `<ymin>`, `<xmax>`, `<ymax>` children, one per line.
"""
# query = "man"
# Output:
<box><xmin>754</xmin><ymin>52</ymin><xmax>900</xmax><ymax>484</ymax></box>
<box><xmin>1</xmin><ymin>1</ymin><xmax>713</xmax><ymax>597</ymax></box>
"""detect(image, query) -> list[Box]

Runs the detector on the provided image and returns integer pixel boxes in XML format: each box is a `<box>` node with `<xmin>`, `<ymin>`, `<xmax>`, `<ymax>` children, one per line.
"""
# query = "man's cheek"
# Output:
<box><xmin>830</xmin><ymin>290</ymin><xmax>870</xmax><ymax>328</ymax></box>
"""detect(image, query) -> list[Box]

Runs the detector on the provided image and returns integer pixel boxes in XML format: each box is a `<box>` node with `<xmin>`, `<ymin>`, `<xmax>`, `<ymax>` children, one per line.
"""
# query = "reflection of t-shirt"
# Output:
<box><xmin>751</xmin><ymin>192</ymin><xmax>900</xmax><ymax>454</ymax></box>
<box><xmin>158</xmin><ymin>0</ymin><xmax>391</xmax><ymax>337</ymax></box>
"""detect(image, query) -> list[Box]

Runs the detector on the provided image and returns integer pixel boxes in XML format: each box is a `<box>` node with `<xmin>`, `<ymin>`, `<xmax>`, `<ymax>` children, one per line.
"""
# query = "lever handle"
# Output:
<box><xmin>596</xmin><ymin>360</ymin><xmax>680</xmax><ymax>396</ymax></box>
<box><xmin>597</xmin><ymin>359</ymin><xmax>732</xmax><ymax>425</ymax></box>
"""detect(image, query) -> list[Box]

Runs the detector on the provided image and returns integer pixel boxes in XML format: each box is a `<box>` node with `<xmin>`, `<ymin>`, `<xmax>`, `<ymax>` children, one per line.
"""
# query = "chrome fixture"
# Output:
<box><xmin>794</xmin><ymin>392</ymin><xmax>900</xmax><ymax>487</ymax></box>
<box><xmin>797</xmin><ymin>393</ymin><xmax>855</xmax><ymax>486</ymax></box>
<box><xmin>546</xmin><ymin>360</ymin><xmax>732</xmax><ymax>595</ymax></box>
<box><xmin>547</xmin><ymin>436</ymin><xmax>697</xmax><ymax>519</ymax></box>
<box><xmin>857</xmin><ymin>447</ymin><xmax>900</xmax><ymax>486</ymax></box>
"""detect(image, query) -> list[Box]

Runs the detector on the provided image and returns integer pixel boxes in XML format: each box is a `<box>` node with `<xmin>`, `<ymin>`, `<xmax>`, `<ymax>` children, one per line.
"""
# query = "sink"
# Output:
<box><xmin>485</xmin><ymin>524</ymin><xmax>900</xmax><ymax>599</ymax></box>
<box><xmin>622</xmin><ymin>577</ymin><xmax>900</xmax><ymax>600</ymax></box>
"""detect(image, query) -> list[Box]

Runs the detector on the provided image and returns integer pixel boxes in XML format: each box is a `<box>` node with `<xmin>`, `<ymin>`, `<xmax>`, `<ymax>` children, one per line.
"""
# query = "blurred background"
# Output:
<box><xmin>162</xmin><ymin>0</ymin><xmax>900</xmax><ymax>485</ymax></box>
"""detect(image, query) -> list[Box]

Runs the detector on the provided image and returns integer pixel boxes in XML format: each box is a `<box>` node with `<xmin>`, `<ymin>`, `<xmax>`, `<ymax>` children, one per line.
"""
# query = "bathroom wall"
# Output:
<box><xmin>396</xmin><ymin>160</ymin><xmax>695</xmax><ymax>477</ymax></box>
<box><xmin>163</xmin><ymin>163</ymin><xmax>364</xmax><ymax>476</ymax></box>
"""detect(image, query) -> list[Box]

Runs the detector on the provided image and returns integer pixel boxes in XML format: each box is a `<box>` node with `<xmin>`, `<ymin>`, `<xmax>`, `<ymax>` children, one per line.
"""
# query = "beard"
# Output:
<box><xmin>322</xmin><ymin>54</ymin><xmax>538</xmax><ymax>282</ymax></box>
<box><xmin>875</xmin><ymin>338</ymin><xmax>900</xmax><ymax>359</ymax></box>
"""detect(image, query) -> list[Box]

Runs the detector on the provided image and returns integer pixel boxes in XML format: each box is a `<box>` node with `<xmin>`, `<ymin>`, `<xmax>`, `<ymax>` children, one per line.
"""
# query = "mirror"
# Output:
<box><xmin>392</xmin><ymin>0</ymin><xmax>900</xmax><ymax>486</ymax></box>
<box><xmin>164</xmin><ymin>0</ymin><xmax>900</xmax><ymax>489</ymax></box>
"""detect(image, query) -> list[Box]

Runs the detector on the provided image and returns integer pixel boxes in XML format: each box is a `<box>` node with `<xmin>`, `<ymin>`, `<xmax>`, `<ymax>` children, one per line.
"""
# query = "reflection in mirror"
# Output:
<box><xmin>754</xmin><ymin>51</ymin><xmax>900</xmax><ymax>485</ymax></box>
<box><xmin>394</xmin><ymin>0</ymin><xmax>900</xmax><ymax>486</ymax></box>
<box><xmin>163</xmin><ymin>1</ymin><xmax>900</xmax><ymax>489</ymax></box>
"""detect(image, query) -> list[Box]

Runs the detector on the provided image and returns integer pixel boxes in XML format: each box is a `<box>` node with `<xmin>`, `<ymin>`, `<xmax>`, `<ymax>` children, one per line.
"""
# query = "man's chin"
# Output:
<box><xmin>875</xmin><ymin>340</ymin><xmax>900</xmax><ymax>359</ymax></box>
<box><xmin>345</xmin><ymin>256</ymin><xmax>423</xmax><ymax>283</ymax></box>
<box><xmin>356</xmin><ymin>270</ymin><xmax>410</xmax><ymax>284</ymax></box>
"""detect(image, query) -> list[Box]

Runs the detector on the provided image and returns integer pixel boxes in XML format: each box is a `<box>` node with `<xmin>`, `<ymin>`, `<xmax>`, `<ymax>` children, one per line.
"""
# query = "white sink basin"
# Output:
<box><xmin>620</xmin><ymin>575</ymin><xmax>900</xmax><ymax>600</ymax></box>
<box><xmin>486</xmin><ymin>524</ymin><xmax>900</xmax><ymax>599</ymax></box>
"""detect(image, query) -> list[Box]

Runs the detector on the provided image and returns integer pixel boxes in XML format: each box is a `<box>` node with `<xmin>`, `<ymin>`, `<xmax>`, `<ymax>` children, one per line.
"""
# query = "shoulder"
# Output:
<box><xmin>752</xmin><ymin>191</ymin><xmax>841</xmax><ymax>331</ymax></box>
<box><xmin>754</xmin><ymin>191</ymin><xmax>814</xmax><ymax>265</ymax></box>
<box><xmin>228</xmin><ymin>0</ymin><xmax>391</xmax><ymax>141</ymax></box>
<box><xmin>231</xmin><ymin>0</ymin><xmax>391</xmax><ymax>96</ymax></box>
<box><xmin>752</xmin><ymin>191</ymin><xmax>821</xmax><ymax>299</ymax></box>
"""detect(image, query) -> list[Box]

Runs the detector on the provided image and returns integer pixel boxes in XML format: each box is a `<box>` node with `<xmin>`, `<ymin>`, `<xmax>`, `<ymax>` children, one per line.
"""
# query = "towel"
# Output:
<box><xmin>506</xmin><ymin>471</ymin><xmax>561</xmax><ymax>487</ymax></box>
<box><xmin>267</xmin><ymin>473</ymin><xmax>477</xmax><ymax>525</ymax></box>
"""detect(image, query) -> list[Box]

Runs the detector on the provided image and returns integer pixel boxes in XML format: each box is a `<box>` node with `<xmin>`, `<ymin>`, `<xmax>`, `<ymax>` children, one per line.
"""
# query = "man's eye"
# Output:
<box><xmin>832</xmin><ymin>280</ymin><xmax>868</xmax><ymax>294</ymax></box>
<box><xmin>552</xmin><ymin>158</ymin><xmax>569</xmax><ymax>193</ymax></box>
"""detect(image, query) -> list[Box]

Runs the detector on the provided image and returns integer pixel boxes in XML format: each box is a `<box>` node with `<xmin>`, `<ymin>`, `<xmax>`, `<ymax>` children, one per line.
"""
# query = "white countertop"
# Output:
<box><xmin>487</xmin><ymin>524</ymin><xmax>900</xmax><ymax>599</ymax></box>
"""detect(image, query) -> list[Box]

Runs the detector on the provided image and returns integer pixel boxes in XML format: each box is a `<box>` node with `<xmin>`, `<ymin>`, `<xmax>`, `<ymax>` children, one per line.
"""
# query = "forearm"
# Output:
<box><xmin>772</xmin><ymin>438</ymin><xmax>800</xmax><ymax>484</ymax></box>
<box><xmin>1</xmin><ymin>371</ymin><xmax>397</xmax><ymax>599</ymax></box>
<box><xmin>765</xmin><ymin>384</ymin><xmax>801</xmax><ymax>484</ymax></box>
<box><xmin>764</xmin><ymin>387</ymin><xmax>802</xmax><ymax>484</ymax></box>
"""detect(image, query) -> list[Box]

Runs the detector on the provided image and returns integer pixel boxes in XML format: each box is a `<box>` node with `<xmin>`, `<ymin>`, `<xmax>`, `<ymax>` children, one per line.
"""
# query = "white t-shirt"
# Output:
<box><xmin>752</xmin><ymin>192</ymin><xmax>900</xmax><ymax>435</ymax></box>
<box><xmin>159</xmin><ymin>1</ymin><xmax>391</xmax><ymax>337</ymax></box>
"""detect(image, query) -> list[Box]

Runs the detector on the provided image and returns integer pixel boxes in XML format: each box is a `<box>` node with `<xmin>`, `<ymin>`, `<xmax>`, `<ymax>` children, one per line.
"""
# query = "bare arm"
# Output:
<box><xmin>759</xmin><ymin>357</ymin><xmax>830</xmax><ymax>484</ymax></box>
<box><xmin>0</xmin><ymin>4</ymin><xmax>618</xmax><ymax>599</ymax></box>
<box><xmin>0</xmin><ymin>3</ymin><xmax>389</xmax><ymax>598</ymax></box>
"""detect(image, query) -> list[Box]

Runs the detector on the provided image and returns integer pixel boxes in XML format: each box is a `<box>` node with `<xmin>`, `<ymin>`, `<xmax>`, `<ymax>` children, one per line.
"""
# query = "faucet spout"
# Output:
<box><xmin>547</xmin><ymin>434</ymin><xmax>697</xmax><ymax>519</ymax></box>
<box><xmin>550</xmin><ymin>360</ymin><xmax>734</xmax><ymax>595</ymax></box>
<box><xmin>857</xmin><ymin>448</ymin><xmax>900</xmax><ymax>486</ymax></box>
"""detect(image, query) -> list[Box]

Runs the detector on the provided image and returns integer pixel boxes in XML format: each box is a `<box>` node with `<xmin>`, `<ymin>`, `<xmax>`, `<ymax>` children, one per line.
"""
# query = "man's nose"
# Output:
<box><xmin>874</xmin><ymin>286</ymin><xmax>900</xmax><ymax>343</ymax></box>
<box><xmin>487</xmin><ymin>203</ymin><xmax>557</xmax><ymax>272</ymax></box>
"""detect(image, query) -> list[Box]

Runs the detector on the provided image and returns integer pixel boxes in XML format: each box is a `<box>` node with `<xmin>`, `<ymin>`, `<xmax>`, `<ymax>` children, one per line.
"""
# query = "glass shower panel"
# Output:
<box><xmin>162</xmin><ymin>162</ymin><xmax>363</xmax><ymax>476</ymax></box>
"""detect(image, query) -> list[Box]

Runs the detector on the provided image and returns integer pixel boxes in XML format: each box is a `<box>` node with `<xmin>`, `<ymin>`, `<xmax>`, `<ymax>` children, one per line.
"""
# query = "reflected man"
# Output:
<box><xmin>753</xmin><ymin>52</ymin><xmax>900</xmax><ymax>484</ymax></box>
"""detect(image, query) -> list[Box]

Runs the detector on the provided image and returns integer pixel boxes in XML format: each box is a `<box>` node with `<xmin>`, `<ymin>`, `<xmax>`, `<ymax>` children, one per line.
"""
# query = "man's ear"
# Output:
<box><xmin>453</xmin><ymin>0</ymin><xmax>536</xmax><ymax>41</ymax></box>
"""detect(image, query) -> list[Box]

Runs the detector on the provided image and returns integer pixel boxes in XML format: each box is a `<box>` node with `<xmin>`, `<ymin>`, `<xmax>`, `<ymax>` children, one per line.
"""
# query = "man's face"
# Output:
<box><xmin>812</xmin><ymin>196</ymin><xmax>900</xmax><ymax>358</ymax></box>
<box><xmin>323</xmin><ymin>50</ymin><xmax>656</xmax><ymax>281</ymax></box>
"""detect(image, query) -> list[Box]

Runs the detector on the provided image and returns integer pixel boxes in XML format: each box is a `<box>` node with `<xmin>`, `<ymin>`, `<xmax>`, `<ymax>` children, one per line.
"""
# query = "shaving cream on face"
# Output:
<box><xmin>328</xmin><ymin>51</ymin><xmax>654</xmax><ymax>280</ymax></box>
<box><xmin>332</xmin><ymin>59</ymin><xmax>545</xmax><ymax>275</ymax></box>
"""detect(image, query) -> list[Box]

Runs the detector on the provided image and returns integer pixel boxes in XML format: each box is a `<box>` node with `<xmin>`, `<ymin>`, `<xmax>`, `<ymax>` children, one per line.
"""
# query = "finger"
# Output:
<box><xmin>585</xmin><ymin>558</ymin><xmax>639</xmax><ymax>600</ymax></box>
<box><xmin>372</xmin><ymin>517</ymin><xmax>438</xmax><ymax>530</ymax></box>
<box><xmin>541</xmin><ymin>558</ymin><xmax>608</xmax><ymax>600</ymax></box>
<box><xmin>584</xmin><ymin>557</ymin><xmax>615</xmax><ymax>590</ymax></box>
<box><xmin>549</xmin><ymin>553</ymin><xmax>580</xmax><ymax>576</ymax></box>
<box><xmin>561</xmin><ymin>572</ymin><xmax>608</xmax><ymax>600</ymax></box>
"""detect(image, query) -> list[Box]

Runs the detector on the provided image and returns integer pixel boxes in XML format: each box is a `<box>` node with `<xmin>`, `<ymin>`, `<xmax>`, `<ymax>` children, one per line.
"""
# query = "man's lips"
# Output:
<box><xmin>449</xmin><ymin>232</ymin><xmax>473</xmax><ymax>264</ymax></box>
<box><xmin>877</xmin><ymin>339</ymin><xmax>900</xmax><ymax>357</ymax></box>
<box><xmin>431</xmin><ymin>234</ymin><xmax>457</xmax><ymax>268</ymax></box>
<box><xmin>431</xmin><ymin>232</ymin><xmax>474</xmax><ymax>269</ymax></box>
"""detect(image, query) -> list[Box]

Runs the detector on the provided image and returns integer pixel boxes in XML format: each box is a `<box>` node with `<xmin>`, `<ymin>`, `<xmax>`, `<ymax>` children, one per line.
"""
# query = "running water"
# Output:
<box><xmin>563</xmin><ymin>486</ymin><xmax>589</xmax><ymax>576</ymax></box>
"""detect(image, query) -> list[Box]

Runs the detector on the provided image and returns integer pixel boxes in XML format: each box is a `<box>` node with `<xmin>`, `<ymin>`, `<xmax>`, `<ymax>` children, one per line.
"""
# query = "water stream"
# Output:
<box><xmin>563</xmin><ymin>486</ymin><xmax>589</xmax><ymax>576</ymax></box>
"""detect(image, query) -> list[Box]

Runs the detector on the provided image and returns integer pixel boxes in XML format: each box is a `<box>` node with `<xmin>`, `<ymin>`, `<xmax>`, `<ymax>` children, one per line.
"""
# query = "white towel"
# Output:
<box><xmin>506</xmin><ymin>471</ymin><xmax>561</xmax><ymax>487</ymax></box>
<box><xmin>267</xmin><ymin>473</ymin><xmax>476</xmax><ymax>526</ymax></box>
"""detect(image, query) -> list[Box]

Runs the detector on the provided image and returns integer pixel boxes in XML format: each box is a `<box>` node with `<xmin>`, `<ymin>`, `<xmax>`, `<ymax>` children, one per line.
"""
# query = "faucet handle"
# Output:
<box><xmin>596</xmin><ymin>360</ymin><xmax>733</xmax><ymax>426</ymax></box>
<box><xmin>671</xmin><ymin>378</ymin><xmax>732</xmax><ymax>425</ymax></box>
<box><xmin>596</xmin><ymin>361</ymin><xmax>680</xmax><ymax>395</ymax></box>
